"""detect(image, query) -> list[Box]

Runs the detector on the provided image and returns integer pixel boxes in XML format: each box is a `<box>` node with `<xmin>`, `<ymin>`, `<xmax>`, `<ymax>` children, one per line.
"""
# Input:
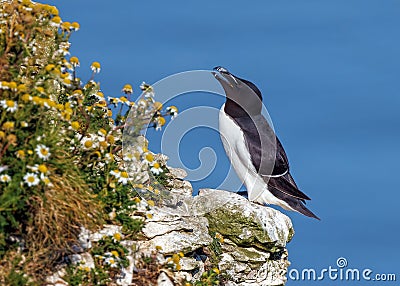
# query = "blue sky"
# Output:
<box><xmin>46</xmin><ymin>1</ymin><xmax>400</xmax><ymax>285</ymax></box>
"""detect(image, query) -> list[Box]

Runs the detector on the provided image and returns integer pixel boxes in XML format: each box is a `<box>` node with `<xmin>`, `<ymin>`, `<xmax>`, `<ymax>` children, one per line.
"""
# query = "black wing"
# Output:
<box><xmin>233</xmin><ymin>114</ymin><xmax>310</xmax><ymax>201</ymax></box>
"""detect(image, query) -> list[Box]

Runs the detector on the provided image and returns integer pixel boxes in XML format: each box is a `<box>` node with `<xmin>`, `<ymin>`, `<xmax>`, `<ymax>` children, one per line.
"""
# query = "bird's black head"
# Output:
<box><xmin>212</xmin><ymin>66</ymin><xmax>263</xmax><ymax>118</ymax></box>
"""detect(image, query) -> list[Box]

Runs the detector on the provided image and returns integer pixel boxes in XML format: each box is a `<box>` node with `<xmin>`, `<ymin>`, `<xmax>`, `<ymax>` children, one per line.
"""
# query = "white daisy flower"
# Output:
<box><xmin>142</xmin><ymin>153</ymin><xmax>154</xmax><ymax>165</ymax></box>
<box><xmin>1</xmin><ymin>100</ymin><xmax>18</xmax><ymax>113</ymax></box>
<box><xmin>0</xmin><ymin>174</ymin><xmax>11</xmax><ymax>183</ymax></box>
<box><xmin>123</xmin><ymin>153</ymin><xmax>135</xmax><ymax>162</ymax></box>
<box><xmin>166</xmin><ymin>106</ymin><xmax>178</xmax><ymax>119</ymax></box>
<box><xmin>140</xmin><ymin>82</ymin><xmax>154</xmax><ymax>98</ymax></box>
<box><xmin>110</xmin><ymin>169</ymin><xmax>121</xmax><ymax>178</ymax></box>
<box><xmin>81</xmin><ymin>135</ymin><xmax>98</xmax><ymax>150</ymax></box>
<box><xmin>155</xmin><ymin>116</ymin><xmax>166</xmax><ymax>131</ymax></box>
<box><xmin>40</xmin><ymin>173</ymin><xmax>53</xmax><ymax>187</ymax></box>
<box><xmin>24</xmin><ymin>172</ymin><xmax>40</xmax><ymax>186</ymax></box>
<box><xmin>150</xmin><ymin>162</ymin><xmax>163</xmax><ymax>175</ymax></box>
<box><xmin>118</xmin><ymin>171</ymin><xmax>129</xmax><ymax>185</ymax></box>
<box><xmin>105</xmin><ymin>153</ymin><xmax>114</xmax><ymax>163</ymax></box>
<box><xmin>104</xmin><ymin>257</ymin><xmax>118</xmax><ymax>268</ymax></box>
<box><xmin>90</xmin><ymin>62</ymin><xmax>101</xmax><ymax>73</ymax></box>
<box><xmin>35</xmin><ymin>144</ymin><xmax>51</xmax><ymax>160</ymax></box>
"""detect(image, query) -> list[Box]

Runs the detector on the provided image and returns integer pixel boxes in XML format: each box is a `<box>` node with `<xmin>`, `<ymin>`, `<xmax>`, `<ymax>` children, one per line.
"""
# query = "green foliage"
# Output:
<box><xmin>2</xmin><ymin>256</ymin><xmax>32</xmax><ymax>286</ymax></box>
<box><xmin>65</xmin><ymin>263</ymin><xmax>110</xmax><ymax>286</ymax></box>
<box><xmin>64</xmin><ymin>234</ymin><xmax>130</xmax><ymax>285</ymax></box>
<box><xmin>0</xmin><ymin>0</ymin><xmax>178</xmax><ymax>282</ymax></box>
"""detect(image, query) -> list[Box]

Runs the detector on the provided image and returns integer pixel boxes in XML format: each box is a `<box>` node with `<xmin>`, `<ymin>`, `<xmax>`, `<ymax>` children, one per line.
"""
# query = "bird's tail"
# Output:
<box><xmin>288</xmin><ymin>199</ymin><xmax>320</xmax><ymax>220</ymax></box>
<box><xmin>269</xmin><ymin>187</ymin><xmax>320</xmax><ymax>220</ymax></box>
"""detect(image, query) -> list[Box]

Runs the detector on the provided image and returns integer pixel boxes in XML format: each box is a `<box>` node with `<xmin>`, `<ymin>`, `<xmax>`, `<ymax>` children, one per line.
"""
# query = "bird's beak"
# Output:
<box><xmin>212</xmin><ymin>66</ymin><xmax>238</xmax><ymax>88</ymax></box>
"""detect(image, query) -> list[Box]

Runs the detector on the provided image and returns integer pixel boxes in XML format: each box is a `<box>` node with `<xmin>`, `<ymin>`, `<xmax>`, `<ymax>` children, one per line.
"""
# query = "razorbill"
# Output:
<box><xmin>212</xmin><ymin>66</ymin><xmax>319</xmax><ymax>219</ymax></box>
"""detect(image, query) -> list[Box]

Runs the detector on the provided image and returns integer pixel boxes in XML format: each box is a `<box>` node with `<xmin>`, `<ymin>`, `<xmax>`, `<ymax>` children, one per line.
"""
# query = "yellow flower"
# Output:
<box><xmin>154</xmin><ymin>102</ymin><xmax>163</xmax><ymax>111</ymax></box>
<box><xmin>147</xmin><ymin>200</ymin><xmax>155</xmax><ymax>207</ymax></box>
<box><xmin>8</xmin><ymin>82</ymin><xmax>17</xmax><ymax>90</ymax></box>
<box><xmin>155</xmin><ymin>116</ymin><xmax>166</xmax><ymax>131</ymax></box>
<box><xmin>122</xmin><ymin>84</ymin><xmax>133</xmax><ymax>94</ymax></box>
<box><xmin>61</xmin><ymin>21</ymin><xmax>71</xmax><ymax>31</ymax></box>
<box><xmin>146</xmin><ymin>213</ymin><xmax>153</xmax><ymax>219</ymax></box>
<box><xmin>46</xmin><ymin>5</ymin><xmax>59</xmax><ymax>15</ymax></box>
<box><xmin>16</xmin><ymin>150</ymin><xmax>25</xmax><ymax>159</ymax></box>
<box><xmin>106</xmin><ymin>135</ymin><xmax>115</xmax><ymax>144</ymax></box>
<box><xmin>144</xmin><ymin>153</ymin><xmax>154</xmax><ymax>163</ymax></box>
<box><xmin>63</xmin><ymin>78</ymin><xmax>72</xmax><ymax>87</ymax></box>
<box><xmin>178</xmin><ymin>252</ymin><xmax>184</xmax><ymax>258</ymax></box>
<box><xmin>172</xmin><ymin>253</ymin><xmax>180</xmax><ymax>264</ymax></box>
<box><xmin>2</xmin><ymin>122</ymin><xmax>14</xmax><ymax>131</ymax></box>
<box><xmin>167</xmin><ymin>106</ymin><xmax>179</xmax><ymax>119</ymax></box>
<box><xmin>38</xmin><ymin>164</ymin><xmax>48</xmax><ymax>173</ymax></box>
<box><xmin>0</xmin><ymin>81</ymin><xmax>9</xmax><ymax>89</ymax></box>
<box><xmin>17</xmin><ymin>84</ymin><xmax>27</xmax><ymax>92</ymax></box>
<box><xmin>113</xmin><ymin>232</ymin><xmax>122</xmax><ymax>241</ymax></box>
<box><xmin>21</xmin><ymin>93</ymin><xmax>31</xmax><ymax>102</ymax></box>
<box><xmin>98</xmin><ymin>128</ymin><xmax>107</xmax><ymax>136</ymax></box>
<box><xmin>50</xmin><ymin>16</ymin><xmax>62</xmax><ymax>27</ymax></box>
<box><xmin>0</xmin><ymin>131</ymin><xmax>6</xmax><ymax>139</ymax></box>
<box><xmin>119</xmin><ymin>96</ymin><xmax>128</xmax><ymax>103</ymax></box>
<box><xmin>35</xmin><ymin>86</ymin><xmax>45</xmax><ymax>94</ymax></box>
<box><xmin>213</xmin><ymin>268</ymin><xmax>220</xmax><ymax>275</ymax></box>
<box><xmin>99</xmin><ymin>141</ymin><xmax>108</xmax><ymax>149</ymax></box>
<box><xmin>45</xmin><ymin>64</ymin><xmax>55</xmax><ymax>71</ymax></box>
<box><xmin>71</xmin><ymin>121</ymin><xmax>80</xmax><ymax>130</ymax></box>
<box><xmin>133</xmin><ymin>197</ymin><xmax>141</xmax><ymax>203</ymax></box>
<box><xmin>90</xmin><ymin>62</ymin><xmax>101</xmax><ymax>73</ymax></box>
<box><xmin>155</xmin><ymin>245</ymin><xmax>163</xmax><ymax>251</ymax></box>
<box><xmin>111</xmin><ymin>250</ymin><xmax>119</xmax><ymax>257</ymax></box>
<box><xmin>71</xmin><ymin>22</ymin><xmax>80</xmax><ymax>31</ymax></box>
<box><xmin>60</xmin><ymin>72</ymin><xmax>70</xmax><ymax>79</ymax></box>
<box><xmin>176</xmin><ymin>264</ymin><xmax>182</xmax><ymax>271</ymax></box>
<box><xmin>70</xmin><ymin>56</ymin><xmax>80</xmax><ymax>67</ymax></box>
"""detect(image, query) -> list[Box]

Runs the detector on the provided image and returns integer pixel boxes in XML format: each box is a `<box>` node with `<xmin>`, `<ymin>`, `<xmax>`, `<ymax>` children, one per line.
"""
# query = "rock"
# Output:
<box><xmin>200</xmin><ymin>189</ymin><xmax>294</xmax><ymax>249</ymax></box>
<box><xmin>179</xmin><ymin>257</ymin><xmax>202</xmax><ymax>271</ymax></box>
<box><xmin>90</xmin><ymin>224</ymin><xmax>122</xmax><ymax>242</ymax></box>
<box><xmin>69</xmin><ymin>252</ymin><xmax>95</xmax><ymax>269</ymax></box>
<box><xmin>168</xmin><ymin>167</ymin><xmax>187</xmax><ymax>179</ymax></box>
<box><xmin>45</xmin><ymin>268</ymin><xmax>68</xmax><ymax>286</ymax></box>
<box><xmin>198</xmin><ymin>189</ymin><xmax>293</xmax><ymax>286</ymax></box>
<box><xmin>157</xmin><ymin>272</ymin><xmax>174</xmax><ymax>286</ymax></box>
<box><xmin>142</xmin><ymin>211</ymin><xmax>212</xmax><ymax>254</ymax></box>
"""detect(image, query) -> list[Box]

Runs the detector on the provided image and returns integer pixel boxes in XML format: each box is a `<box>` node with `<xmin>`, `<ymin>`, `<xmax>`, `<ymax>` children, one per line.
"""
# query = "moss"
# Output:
<box><xmin>231</xmin><ymin>246</ymin><xmax>267</xmax><ymax>262</ymax></box>
<box><xmin>205</xmin><ymin>207</ymin><xmax>281</xmax><ymax>252</ymax></box>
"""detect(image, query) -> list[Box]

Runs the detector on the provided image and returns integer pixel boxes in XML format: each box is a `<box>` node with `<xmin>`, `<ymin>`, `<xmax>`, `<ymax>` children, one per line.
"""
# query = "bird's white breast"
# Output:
<box><xmin>218</xmin><ymin>104</ymin><xmax>292</xmax><ymax>209</ymax></box>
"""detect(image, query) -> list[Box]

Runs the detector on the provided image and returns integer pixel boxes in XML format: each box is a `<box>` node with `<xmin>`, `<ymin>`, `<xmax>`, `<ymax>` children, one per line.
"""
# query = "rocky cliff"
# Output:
<box><xmin>47</xmin><ymin>166</ymin><xmax>294</xmax><ymax>286</ymax></box>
